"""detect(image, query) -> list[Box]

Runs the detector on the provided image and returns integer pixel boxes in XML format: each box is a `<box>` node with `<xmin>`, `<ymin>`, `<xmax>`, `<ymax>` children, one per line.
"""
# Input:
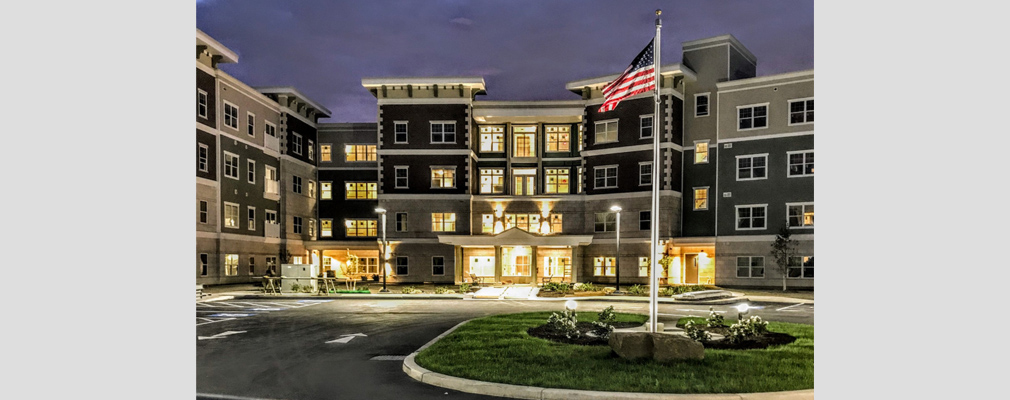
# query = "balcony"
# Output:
<box><xmin>265</xmin><ymin>133</ymin><xmax>280</xmax><ymax>155</ymax></box>
<box><xmin>265</xmin><ymin>179</ymin><xmax>280</xmax><ymax>201</ymax></box>
<box><xmin>265</xmin><ymin>221</ymin><xmax>280</xmax><ymax>238</ymax></box>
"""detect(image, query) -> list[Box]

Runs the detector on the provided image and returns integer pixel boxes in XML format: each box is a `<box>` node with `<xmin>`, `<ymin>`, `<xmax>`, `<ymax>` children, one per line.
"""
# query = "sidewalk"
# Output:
<box><xmin>196</xmin><ymin>283</ymin><xmax>811</xmax><ymax>306</ymax></box>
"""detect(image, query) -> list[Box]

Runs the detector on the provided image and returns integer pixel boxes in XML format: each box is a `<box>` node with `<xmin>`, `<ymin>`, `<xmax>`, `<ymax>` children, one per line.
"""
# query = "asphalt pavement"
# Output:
<box><xmin>197</xmin><ymin>298</ymin><xmax>813</xmax><ymax>400</ymax></box>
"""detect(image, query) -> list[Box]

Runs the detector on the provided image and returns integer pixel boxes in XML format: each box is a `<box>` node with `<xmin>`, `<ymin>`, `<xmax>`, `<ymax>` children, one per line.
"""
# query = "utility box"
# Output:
<box><xmin>281</xmin><ymin>264</ymin><xmax>319</xmax><ymax>292</ymax></box>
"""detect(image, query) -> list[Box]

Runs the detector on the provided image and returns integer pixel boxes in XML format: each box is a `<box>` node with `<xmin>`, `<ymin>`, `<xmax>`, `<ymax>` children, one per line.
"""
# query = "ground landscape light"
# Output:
<box><xmin>565</xmin><ymin>300</ymin><xmax>577</xmax><ymax>310</ymax></box>
<box><xmin>735</xmin><ymin>303</ymin><xmax>750</xmax><ymax>313</ymax></box>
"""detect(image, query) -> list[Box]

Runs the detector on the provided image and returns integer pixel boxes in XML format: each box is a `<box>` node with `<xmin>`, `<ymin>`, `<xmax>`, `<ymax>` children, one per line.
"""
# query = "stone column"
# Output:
<box><xmin>531</xmin><ymin>246</ymin><xmax>538</xmax><ymax>284</ymax></box>
<box><xmin>494</xmin><ymin>245</ymin><xmax>502</xmax><ymax>284</ymax></box>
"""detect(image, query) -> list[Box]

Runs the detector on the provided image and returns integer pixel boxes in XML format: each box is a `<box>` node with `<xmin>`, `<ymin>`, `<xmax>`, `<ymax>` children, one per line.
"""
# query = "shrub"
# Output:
<box><xmin>459</xmin><ymin>283</ymin><xmax>471</xmax><ymax>293</ymax></box>
<box><xmin>289</xmin><ymin>283</ymin><xmax>301</xmax><ymax>293</ymax></box>
<box><xmin>401</xmin><ymin>286</ymin><xmax>416</xmax><ymax>294</ymax></box>
<box><xmin>591</xmin><ymin>321</ymin><xmax>614</xmax><ymax>340</ymax></box>
<box><xmin>727</xmin><ymin>315</ymin><xmax>769</xmax><ymax>343</ymax></box>
<box><xmin>626</xmin><ymin>284</ymin><xmax>647</xmax><ymax>295</ymax></box>
<box><xmin>592</xmin><ymin>305</ymin><xmax>617</xmax><ymax>339</ymax></box>
<box><xmin>659</xmin><ymin>286</ymin><xmax>677</xmax><ymax>296</ymax></box>
<box><xmin>597</xmin><ymin>305</ymin><xmax>617</xmax><ymax>325</ymax></box>
<box><xmin>371</xmin><ymin>274</ymin><xmax>380</xmax><ymax>282</ymax></box>
<box><xmin>706</xmin><ymin>306</ymin><xmax>726</xmax><ymax>328</ymax></box>
<box><xmin>684</xmin><ymin>320</ymin><xmax>711</xmax><ymax>342</ymax></box>
<box><xmin>543</xmin><ymin>282</ymin><xmax>571</xmax><ymax>292</ymax></box>
<box><xmin>547</xmin><ymin>309</ymin><xmax>580</xmax><ymax>339</ymax></box>
<box><xmin>434</xmin><ymin>286</ymin><xmax>448</xmax><ymax>294</ymax></box>
<box><xmin>573</xmin><ymin>282</ymin><xmax>598</xmax><ymax>292</ymax></box>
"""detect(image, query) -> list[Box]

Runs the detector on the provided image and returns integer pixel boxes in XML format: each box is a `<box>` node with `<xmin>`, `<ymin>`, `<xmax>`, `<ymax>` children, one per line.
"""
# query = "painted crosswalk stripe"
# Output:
<box><xmin>776</xmin><ymin>304</ymin><xmax>804</xmax><ymax>311</ymax></box>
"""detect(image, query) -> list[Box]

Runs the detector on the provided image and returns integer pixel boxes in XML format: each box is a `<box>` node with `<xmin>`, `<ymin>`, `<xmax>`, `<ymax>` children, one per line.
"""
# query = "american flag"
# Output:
<box><xmin>598</xmin><ymin>39</ymin><xmax>656</xmax><ymax>113</ymax></box>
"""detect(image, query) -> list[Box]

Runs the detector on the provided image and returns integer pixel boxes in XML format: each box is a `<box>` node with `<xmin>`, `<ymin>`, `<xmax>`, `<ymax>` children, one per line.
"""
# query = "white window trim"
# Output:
<box><xmin>321</xmin><ymin>218</ymin><xmax>333</xmax><ymax>237</ymax></box>
<box><xmin>223</xmin><ymin>202</ymin><xmax>240</xmax><ymax>229</ymax></box>
<box><xmin>693</xmin><ymin>140</ymin><xmax>710</xmax><ymax>164</ymax></box>
<box><xmin>430</xmin><ymin>166</ymin><xmax>457</xmax><ymax>189</ymax></box>
<box><xmin>694</xmin><ymin>92</ymin><xmax>710</xmax><ymax>117</ymax></box>
<box><xmin>395</xmin><ymin>256</ymin><xmax>408</xmax><ymax>275</ymax></box>
<box><xmin>223</xmin><ymin>151</ymin><xmax>240</xmax><ymax>180</ymax></box>
<box><xmin>223</xmin><ymin>100</ymin><xmax>239</xmax><ymax>130</ymax></box>
<box><xmin>198</xmin><ymin>143</ymin><xmax>209</xmax><ymax>173</ymax></box>
<box><xmin>543</xmin><ymin>167</ymin><xmax>570</xmax><ymax>194</ymax></box>
<box><xmin>247</xmin><ymin>206</ymin><xmax>256</xmax><ymax>231</ymax></box>
<box><xmin>735</xmin><ymin>204</ymin><xmax>768</xmax><ymax>231</ymax></box>
<box><xmin>431</xmin><ymin>213</ymin><xmax>457</xmax><ymax>232</ymax></box>
<box><xmin>432</xmin><ymin>256</ymin><xmax>445</xmax><ymax>276</ymax></box>
<box><xmin>394</xmin><ymin>121</ymin><xmax>409</xmax><ymax>144</ymax></box>
<box><xmin>308</xmin><ymin>139</ymin><xmax>315</xmax><ymax>161</ymax></box>
<box><xmin>544</xmin><ymin>126</ymin><xmax>571</xmax><ymax>153</ymax></box>
<box><xmin>309</xmin><ymin>218</ymin><xmax>316</xmax><ymax>239</ymax></box>
<box><xmin>199</xmin><ymin>253</ymin><xmax>208</xmax><ymax>276</ymax></box>
<box><xmin>394</xmin><ymin>166</ymin><xmax>409</xmax><ymax>189</ymax></box>
<box><xmin>396</xmin><ymin>212</ymin><xmax>407</xmax><ymax>232</ymax></box>
<box><xmin>693</xmin><ymin>187</ymin><xmax>709</xmax><ymax>211</ymax></box>
<box><xmin>308</xmin><ymin>179</ymin><xmax>316</xmax><ymax>199</ymax></box>
<box><xmin>479</xmin><ymin>126</ymin><xmax>506</xmax><ymax>152</ymax></box>
<box><xmin>344</xmin><ymin>181</ymin><xmax>378</xmax><ymax>200</ymax></box>
<box><xmin>199</xmin><ymin>200</ymin><xmax>209</xmax><ymax>224</ymax></box>
<box><xmin>736</xmin><ymin>256</ymin><xmax>765</xmax><ymax>278</ymax></box>
<box><xmin>429</xmin><ymin>120</ymin><xmax>457</xmax><ymax>144</ymax></box>
<box><xmin>480</xmin><ymin>168</ymin><xmax>506</xmax><ymax>194</ymax></box>
<box><xmin>639</xmin><ymin>211</ymin><xmax>650</xmax><ymax>231</ymax></box>
<box><xmin>594</xmin><ymin>119</ymin><xmax>619</xmax><ymax>144</ymax></box>
<box><xmin>638</xmin><ymin>161</ymin><xmax>652</xmax><ymax>186</ymax></box>
<box><xmin>197</xmin><ymin>89</ymin><xmax>208</xmax><ymax>118</ymax></box>
<box><xmin>292</xmin><ymin>175</ymin><xmax>303</xmax><ymax>194</ymax></box>
<box><xmin>593</xmin><ymin>165</ymin><xmax>618</xmax><ymax>189</ymax></box>
<box><xmin>639</xmin><ymin>114</ymin><xmax>654</xmax><ymax>139</ymax></box>
<box><xmin>320</xmin><ymin>181</ymin><xmax>332</xmax><ymax>200</ymax></box>
<box><xmin>247</xmin><ymin>159</ymin><xmax>256</xmax><ymax>184</ymax></box>
<box><xmin>246</xmin><ymin>112</ymin><xmax>256</xmax><ymax>137</ymax></box>
<box><xmin>265</xmin><ymin>209</ymin><xmax>278</xmax><ymax>224</ymax></box>
<box><xmin>293</xmin><ymin>216</ymin><xmax>303</xmax><ymax>234</ymax></box>
<box><xmin>319</xmin><ymin>143</ymin><xmax>332</xmax><ymax>162</ymax></box>
<box><xmin>291</xmin><ymin>132</ymin><xmax>303</xmax><ymax>155</ymax></box>
<box><xmin>345</xmin><ymin>144</ymin><xmax>376</xmax><ymax>162</ymax></box>
<box><xmin>787</xmin><ymin>149</ymin><xmax>815</xmax><ymax>178</ymax></box>
<box><xmin>264</xmin><ymin>121</ymin><xmax>276</xmax><ymax>137</ymax></box>
<box><xmin>787</xmin><ymin>255</ymin><xmax>815</xmax><ymax>279</ymax></box>
<box><xmin>736</xmin><ymin>102</ymin><xmax>770</xmax><ymax>132</ymax></box>
<box><xmin>786</xmin><ymin>202</ymin><xmax>815</xmax><ymax>229</ymax></box>
<box><xmin>736</xmin><ymin>153</ymin><xmax>769</xmax><ymax>181</ymax></box>
<box><xmin>787</xmin><ymin>97</ymin><xmax>815</xmax><ymax>126</ymax></box>
<box><xmin>593</xmin><ymin>256</ymin><xmax>616</xmax><ymax>277</ymax></box>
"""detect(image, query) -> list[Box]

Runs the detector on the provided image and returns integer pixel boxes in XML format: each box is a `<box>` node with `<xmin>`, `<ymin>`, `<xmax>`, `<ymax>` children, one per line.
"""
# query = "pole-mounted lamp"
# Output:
<box><xmin>375</xmin><ymin>208</ymin><xmax>390</xmax><ymax>293</ymax></box>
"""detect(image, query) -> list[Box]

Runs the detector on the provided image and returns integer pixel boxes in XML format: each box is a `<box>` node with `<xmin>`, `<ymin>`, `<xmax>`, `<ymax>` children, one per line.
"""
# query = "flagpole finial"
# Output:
<box><xmin>655</xmin><ymin>9</ymin><xmax>662</xmax><ymax>16</ymax></box>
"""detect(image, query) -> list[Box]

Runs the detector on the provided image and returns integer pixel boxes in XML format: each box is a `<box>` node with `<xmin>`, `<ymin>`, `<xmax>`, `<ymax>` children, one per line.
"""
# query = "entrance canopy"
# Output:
<box><xmin>438</xmin><ymin>227</ymin><xmax>593</xmax><ymax>247</ymax></box>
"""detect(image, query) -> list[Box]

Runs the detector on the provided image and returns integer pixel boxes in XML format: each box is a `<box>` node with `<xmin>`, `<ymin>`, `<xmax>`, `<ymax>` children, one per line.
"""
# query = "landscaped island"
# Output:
<box><xmin>414</xmin><ymin>311</ymin><xmax>813</xmax><ymax>394</ymax></box>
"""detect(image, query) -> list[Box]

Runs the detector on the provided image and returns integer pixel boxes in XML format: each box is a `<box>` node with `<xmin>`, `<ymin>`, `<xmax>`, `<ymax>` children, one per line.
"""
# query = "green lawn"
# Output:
<box><xmin>414</xmin><ymin>312</ymin><xmax>813</xmax><ymax>394</ymax></box>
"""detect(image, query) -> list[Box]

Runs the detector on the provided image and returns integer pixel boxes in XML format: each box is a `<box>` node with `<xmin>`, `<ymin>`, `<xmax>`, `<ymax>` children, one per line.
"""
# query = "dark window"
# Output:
<box><xmin>432</xmin><ymin>257</ymin><xmax>445</xmax><ymax>276</ymax></box>
<box><xmin>639</xmin><ymin>211</ymin><xmax>650</xmax><ymax>230</ymax></box>
<box><xmin>199</xmin><ymin>201</ymin><xmax>208</xmax><ymax>224</ymax></box>
<box><xmin>594</xmin><ymin>212</ymin><xmax>616</xmax><ymax>232</ymax></box>
<box><xmin>696</xmin><ymin>94</ymin><xmax>709</xmax><ymax>116</ymax></box>
<box><xmin>293</xmin><ymin>176</ymin><xmax>303</xmax><ymax>194</ymax></box>
<box><xmin>431</xmin><ymin>123</ymin><xmax>456</xmax><ymax>143</ymax></box>
<box><xmin>293</xmin><ymin>216</ymin><xmax>303</xmax><ymax>234</ymax></box>
<box><xmin>738</xmin><ymin>105</ymin><xmax>767</xmax><ymax>130</ymax></box>
<box><xmin>640</xmin><ymin>116</ymin><xmax>653</xmax><ymax>138</ymax></box>
<box><xmin>396</xmin><ymin>256</ymin><xmax>408</xmax><ymax>275</ymax></box>
<box><xmin>199</xmin><ymin>254</ymin><xmax>208</xmax><ymax>276</ymax></box>
<box><xmin>394</xmin><ymin>122</ymin><xmax>408</xmax><ymax>143</ymax></box>
<box><xmin>789</xmin><ymin>99</ymin><xmax>814</xmax><ymax>124</ymax></box>
<box><xmin>396</xmin><ymin>213</ymin><xmax>407</xmax><ymax>232</ymax></box>
<box><xmin>736</xmin><ymin>256</ymin><xmax>764</xmax><ymax>278</ymax></box>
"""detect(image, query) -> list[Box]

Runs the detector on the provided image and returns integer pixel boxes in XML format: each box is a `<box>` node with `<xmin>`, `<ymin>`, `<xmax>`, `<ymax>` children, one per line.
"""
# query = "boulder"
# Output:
<box><xmin>608</xmin><ymin>332</ymin><xmax>653</xmax><ymax>360</ymax></box>
<box><xmin>652</xmin><ymin>333</ymin><xmax>705</xmax><ymax>362</ymax></box>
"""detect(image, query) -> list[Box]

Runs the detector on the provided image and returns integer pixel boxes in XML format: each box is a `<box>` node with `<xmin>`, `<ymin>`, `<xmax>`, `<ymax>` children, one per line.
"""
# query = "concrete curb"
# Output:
<box><xmin>204</xmin><ymin>292</ymin><xmax>811</xmax><ymax>306</ymax></box>
<box><xmin>403</xmin><ymin>319</ymin><xmax>814</xmax><ymax>400</ymax></box>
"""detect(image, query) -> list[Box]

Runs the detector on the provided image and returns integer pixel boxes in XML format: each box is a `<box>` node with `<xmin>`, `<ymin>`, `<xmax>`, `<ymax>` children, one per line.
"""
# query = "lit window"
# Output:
<box><xmin>639</xmin><ymin>162</ymin><xmax>652</xmax><ymax>186</ymax></box>
<box><xmin>224</xmin><ymin>202</ymin><xmax>239</xmax><ymax>229</ymax></box>
<box><xmin>360</xmin><ymin>257</ymin><xmax>379</xmax><ymax>275</ymax></box>
<box><xmin>291</xmin><ymin>132</ymin><xmax>303</xmax><ymax>155</ymax></box>
<box><xmin>247</xmin><ymin>112</ymin><xmax>255</xmax><ymax>136</ymax></box>
<box><xmin>788</xmin><ymin>256</ymin><xmax>814</xmax><ymax>278</ymax></box>
<box><xmin>480</xmin><ymin>169</ymin><xmax>504</xmax><ymax>194</ymax></box>
<box><xmin>293</xmin><ymin>216</ymin><xmax>303</xmax><ymax>234</ymax></box>
<box><xmin>223</xmin><ymin>152</ymin><xmax>239</xmax><ymax>179</ymax></box>
<box><xmin>345</xmin><ymin>145</ymin><xmax>376</xmax><ymax>162</ymax></box>
<box><xmin>481</xmin><ymin>214</ymin><xmax>494</xmax><ymax>233</ymax></box>
<box><xmin>737</xmin><ymin>154</ymin><xmax>768</xmax><ymax>180</ymax></box>
<box><xmin>593</xmin><ymin>257</ymin><xmax>616</xmax><ymax>276</ymax></box>
<box><xmin>639</xmin><ymin>257</ymin><xmax>650</xmax><ymax>277</ymax></box>
<box><xmin>292</xmin><ymin>176</ymin><xmax>302</xmax><ymax>194</ymax></box>
<box><xmin>695</xmin><ymin>93</ymin><xmax>709</xmax><ymax>117</ymax></box>
<box><xmin>639</xmin><ymin>211</ymin><xmax>650</xmax><ymax>230</ymax></box>
<box><xmin>695</xmin><ymin>142</ymin><xmax>709</xmax><ymax>164</ymax></box>
<box><xmin>738</xmin><ymin>104</ymin><xmax>768</xmax><ymax>130</ymax></box>
<box><xmin>502</xmin><ymin>247</ymin><xmax>531</xmax><ymax>276</ymax></box>
<box><xmin>513</xmin><ymin>126</ymin><xmax>536</xmax><ymax>157</ymax></box>
<box><xmin>595</xmin><ymin>120</ymin><xmax>618</xmax><ymax>143</ymax></box>
<box><xmin>345</xmin><ymin>219</ymin><xmax>377</xmax><ymax>237</ymax></box>
<box><xmin>265</xmin><ymin>122</ymin><xmax>276</xmax><ymax>137</ymax></box>
<box><xmin>430</xmin><ymin>122</ymin><xmax>456</xmax><ymax>143</ymax></box>
<box><xmin>788</xmin><ymin>151</ymin><xmax>814</xmax><ymax>177</ymax></box>
<box><xmin>308</xmin><ymin>180</ymin><xmax>316</xmax><ymax>198</ymax></box>
<box><xmin>198</xmin><ymin>143</ymin><xmax>209</xmax><ymax>172</ymax></box>
<box><xmin>788</xmin><ymin>203</ymin><xmax>814</xmax><ymax>228</ymax></box>
<box><xmin>789</xmin><ymin>99</ymin><xmax>814</xmax><ymax>125</ymax></box>
<box><xmin>545</xmin><ymin>168</ymin><xmax>570</xmax><ymax>194</ymax></box>
<box><xmin>265</xmin><ymin>166</ymin><xmax>279</xmax><ymax>194</ymax></box>
<box><xmin>223</xmin><ymin>102</ymin><xmax>238</xmax><ymax>129</ymax></box>
<box><xmin>431</xmin><ymin>168</ymin><xmax>455</xmax><ymax>188</ymax></box>
<box><xmin>308</xmin><ymin>139</ymin><xmax>315</xmax><ymax>161</ymax></box>
<box><xmin>544</xmin><ymin>256</ymin><xmax>569</xmax><ymax>277</ymax></box>
<box><xmin>546</xmin><ymin>126</ymin><xmax>570</xmax><ymax>152</ymax></box>
<box><xmin>197</xmin><ymin>90</ymin><xmax>208</xmax><ymax>118</ymax></box>
<box><xmin>345</xmin><ymin>182</ymin><xmax>377</xmax><ymax>199</ymax></box>
<box><xmin>479</xmin><ymin>126</ymin><xmax>504</xmax><ymax>152</ymax></box>
<box><xmin>225</xmin><ymin>254</ymin><xmax>239</xmax><ymax>276</ymax></box>
<box><xmin>693</xmin><ymin>188</ymin><xmax>708</xmax><ymax>210</ymax></box>
<box><xmin>550</xmin><ymin>214</ymin><xmax>563</xmax><ymax>233</ymax></box>
<box><xmin>431</xmin><ymin>213</ymin><xmax>456</xmax><ymax>232</ymax></box>
<box><xmin>321</xmin><ymin>182</ymin><xmax>332</xmax><ymax>200</ymax></box>
<box><xmin>199</xmin><ymin>201</ymin><xmax>208</xmax><ymax>224</ymax></box>
<box><xmin>512</xmin><ymin>168</ymin><xmax>535</xmax><ymax>195</ymax></box>
<box><xmin>308</xmin><ymin>218</ymin><xmax>315</xmax><ymax>238</ymax></box>
<box><xmin>594</xmin><ymin>212</ymin><xmax>616</xmax><ymax>232</ymax></box>
<box><xmin>594</xmin><ymin>166</ymin><xmax>618</xmax><ymax>189</ymax></box>
<box><xmin>396</xmin><ymin>213</ymin><xmax>407</xmax><ymax>232</ymax></box>
<box><xmin>736</xmin><ymin>256</ymin><xmax>764</xmax><ymax>278</ymax></box>
<box><xmin>577</xmin><ymin>167</ymin><xmax>583</xmax><ymax>193</ymax></box>
<box><xmin>394</xmin><ymin>122</ymin><xmax>408</xmax><ymax>143</ymax></box>
<box><xmin>320</xmin><ymin>144</ymin><xmax>331</xmax><ymax>162</ymax></box>
<box><xmin>321</xmin><ymin>219</ymin><xmax>332</xmax><ymax>237</ymax></box>
<box><xmin>395</xmin><ymin>256</ymin><xmax>408</xmax><ymax>275</ymax></box>
<box><xmin>736</xmin><ymin>205</ymin><xmax>767</xmax><ymax>230</ymax></box>
<box><xmin>394</xmin><ymin>166</ymin><xmax>409</xmax><ymax>188</ymax></box>
<box><xmin>247</xmin><ymin>206</ymin><xmax>255</xmax><ymax>231</ymax></box>
<box><xmin>247</xmin><ymin>159</ymin><xmax>256</xmax><ymax>184</ymax></box>
<box><xmin>432</xmin><ymin>257</ymin><xmax>445</xmax><ymax>276</ymax></box>
<box><xmin>640</xmin><ymin>115</ymin><xmax>653</xmax><ymax>138</ymax></box>
<box><xmin>505</xmin><ymin>214</ymin><xmax>540</xmax><ymax>233</ymax></box>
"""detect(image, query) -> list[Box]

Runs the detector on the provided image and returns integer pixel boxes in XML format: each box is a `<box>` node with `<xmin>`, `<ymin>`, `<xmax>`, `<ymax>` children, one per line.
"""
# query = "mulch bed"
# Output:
<box><xmin>527</xmin><ymin>322</ymin><xmax>643</xmax><ymax>345</ymax></box>
<box><xmin>691</xmin><ymin>325</ymin><xmax>797</xmax><ymax>350</ymax></box>
<box><xmin>536</xmin><ymin>291</ymin><xmax>607</xmax><ymax>298</ymax></box>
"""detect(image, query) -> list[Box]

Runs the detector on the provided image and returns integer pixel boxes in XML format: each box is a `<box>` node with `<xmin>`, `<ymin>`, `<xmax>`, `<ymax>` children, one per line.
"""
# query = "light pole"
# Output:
<box><xmin>375</xmin><ymin>207</ymin><xmax>390</xmax><ymax>293</ymax></box>
<box><xmin>610</xmin><ymin>205</ymin><xmax>623</xmax><ymax>294</ymax></box>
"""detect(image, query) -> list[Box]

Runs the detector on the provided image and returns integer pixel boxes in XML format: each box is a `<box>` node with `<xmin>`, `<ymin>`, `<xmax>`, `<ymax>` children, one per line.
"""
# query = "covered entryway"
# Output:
<box><xmin>439</xmin><ymin>228</ymin><xmax>592</xmax><ymax>285</ymax></box>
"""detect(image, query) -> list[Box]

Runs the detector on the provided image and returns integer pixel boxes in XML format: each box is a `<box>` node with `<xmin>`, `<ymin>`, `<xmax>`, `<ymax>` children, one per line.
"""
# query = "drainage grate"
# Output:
<box><xmin>369</xmin><ymin>355</ymin><xmax>407</xmax><ymax>361</ymax></box>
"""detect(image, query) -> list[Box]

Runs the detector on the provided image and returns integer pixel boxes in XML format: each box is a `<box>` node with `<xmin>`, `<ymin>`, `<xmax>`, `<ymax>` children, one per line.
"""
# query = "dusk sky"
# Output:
<box><xmin>196</xmin><ymin>0</ymin><xmax>813</xmax><ymax>122</ymax></box>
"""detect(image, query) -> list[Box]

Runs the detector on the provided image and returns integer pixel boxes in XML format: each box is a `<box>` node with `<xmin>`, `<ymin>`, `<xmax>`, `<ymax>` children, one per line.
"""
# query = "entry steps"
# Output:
<box><xmin>472</xmin><ymin>286</ymin><xmax>540</xmax><ymax>299</ymax></box>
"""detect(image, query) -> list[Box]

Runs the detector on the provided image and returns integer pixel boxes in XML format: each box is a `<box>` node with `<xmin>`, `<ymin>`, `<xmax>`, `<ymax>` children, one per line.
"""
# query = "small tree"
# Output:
<box><xmin>340</xmin><ymin>251</ymin><xmax>360</xmax><ymax>290</ymax></box>
<box><xmin>279</xmin><ymin>248</ymin><xmax>292</xmax><ymax>264</ymax></box>
<box><xmin>770</xmin><ymin>225</ymin><xmax>798</xmax><ymax>291</ymax></box>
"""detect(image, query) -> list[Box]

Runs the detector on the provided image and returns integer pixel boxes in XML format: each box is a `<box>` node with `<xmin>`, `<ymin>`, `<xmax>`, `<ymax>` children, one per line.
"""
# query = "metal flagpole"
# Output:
<box><xmin>649</xmin><ymin>9</ymin><xmax>662</xmax><ymax>333</ymax></box>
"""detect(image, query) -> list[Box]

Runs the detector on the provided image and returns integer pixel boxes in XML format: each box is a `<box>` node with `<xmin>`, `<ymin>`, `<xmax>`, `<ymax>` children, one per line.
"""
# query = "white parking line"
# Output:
<box><xmin>676</xmin><ymin>309</ymin><xmax>725</xmax><ymax>313</ymax></box>
<box><xmin>196</xmin><ymin>317</ymin><xmax>236</xmax><ymax>327</ymax></box>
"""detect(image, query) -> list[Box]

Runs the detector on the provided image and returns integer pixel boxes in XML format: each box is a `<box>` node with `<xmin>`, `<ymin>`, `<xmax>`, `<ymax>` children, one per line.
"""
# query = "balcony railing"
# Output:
<box><xmin>265</xmin><ymin>222</ymin><xmax>280</xmax><ymax>238</ymax></box>
<box><xmin>265</xmin><ymin>133</ymin><xmax>280</xmax><ymax>153</ymax></box>
<box><xmin>265</xmin><ymin>179</ymin><xmax>280</xmax><ymax>199</ymax></box>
